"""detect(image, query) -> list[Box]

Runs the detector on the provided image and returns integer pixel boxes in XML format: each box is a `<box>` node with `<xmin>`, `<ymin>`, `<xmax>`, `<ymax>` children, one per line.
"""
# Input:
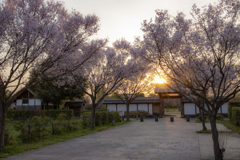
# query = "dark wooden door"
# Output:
<box><xmin>152</xmin><ymin>104</ymin><xmax>160</xmax><ymax>115</ymax></box>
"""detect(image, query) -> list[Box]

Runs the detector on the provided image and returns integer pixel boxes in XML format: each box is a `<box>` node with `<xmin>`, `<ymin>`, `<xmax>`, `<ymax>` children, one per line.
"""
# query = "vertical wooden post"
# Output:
<box><xmin>180</xmin><ymin>97</ymin><xmax>184</xmax><ymax>118</ymax></box>
<box><xmin>159</xmin><ymin>93</ymin><xmax>164</xmax><ymax>116</ymax></box>
<box><xmin>147</xmin><ymin>104</ymin><xmax>149</xmax><ymax>113</ymax></box>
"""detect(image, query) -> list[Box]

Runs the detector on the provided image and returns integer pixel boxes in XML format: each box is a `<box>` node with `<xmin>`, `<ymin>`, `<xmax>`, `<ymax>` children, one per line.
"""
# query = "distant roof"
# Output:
<box><xmin>182</xmin><ymin>98</ymin><xmax>231</xmax><ymax>103</ymax></box>
<box><xmin>64</xmin><ymin>99</ymin><xmax>83</xmax><ymax>106</ymax></box>
<box><xmin>27</xmin><ymin>88</ymin><xmax>36</xmax><ymax>96</ymax></box>
<box><xmin>229</xmin><ymin>99</ymin><xmax>240</xmax><ymax>103</ymax></box>
<box><xmin>102</xmin><ymin>97</ymin><xmax>161</xmax><ymax>104</ymax></box>
<box><xmin>154</xmin><ymin>85</ymin><xmax>177</xmax><ymax>93</ymax></box>
<box><xmin>182</xmin><ymin>98</ymin><xmax>191</xmax><ymax>103</ymax></box>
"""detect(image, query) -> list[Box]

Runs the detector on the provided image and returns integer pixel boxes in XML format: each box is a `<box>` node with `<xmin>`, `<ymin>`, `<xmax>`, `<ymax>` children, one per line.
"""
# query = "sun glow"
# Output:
<box><xmin>153</xmin><ymin>76</ymin><xmax>166</xmax><ymax>84</ymax></box>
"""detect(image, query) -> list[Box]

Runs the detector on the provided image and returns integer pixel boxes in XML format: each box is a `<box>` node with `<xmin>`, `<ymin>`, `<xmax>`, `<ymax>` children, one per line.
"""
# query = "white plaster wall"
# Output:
<box><xmin>149</xmin><ymin>104</ymin><xmax>153</xmax><ymax>115</ymax></box>
<box><xmin>35</xmin><ymin>99</ymin><xmax>41</xmax><ymax>105</ymax></box>
<box><xmin>184</xmin><ymin>103</ymin><xmax>196</xmax><ymax>115</ymax></box>
<box><xmin>107</xmin><ymin>104</ymin><xmax>117</xmax><ymax>111</ymax></box>
<box><xmin>129</xmin><ymin>104</ymin><xmax>137</xmax><ymax>111</ymax></box>
<box><xmin>196</xmin><ymin>107</ymin><xmax>200</xmax><ymax>114</ymax></box>
<box><xmin>222</xmin><ymin>103</ymin><xmax>228</xmax><ymax>113</ymax></box>
<box><xmin>29</xmin><ymin>99</ymin><xmax>35</xmax><ymax>105</ymax></box>
<box><xmin>117</xmin><ymin>104</ymin><xmax>126</xmax><ymax>111</ymax></box>
<box><xmin>138</xmin><ymin>104</ymin><xmax>148</xmax><ymax>112</ymax></box>
<box><xmin>218</xmin><ymin>107</ymin><xmax>221</xmax><ymax>113</ymax></box>
<box><xmin>16</xmin><ymin>99</ymin><xmax>22</xmax><ymax>106</ymax></box>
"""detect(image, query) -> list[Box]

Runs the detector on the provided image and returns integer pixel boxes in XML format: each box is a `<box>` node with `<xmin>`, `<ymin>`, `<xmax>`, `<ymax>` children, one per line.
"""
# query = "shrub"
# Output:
<box><xmin>4</xmin><ymin>118</ymin><xmax>12</xmax><ymax>146</ymax></box>
<box><xmin>14</xmin><ymin>120</ymin><xmax>32</xmax><ymax>143</ymax></box>
<box><xmin>52</xmin><ymin>113</ymin><xmax>73</xmax><ymax>133</ymax></box>
<box><xmin>81</xmin><ymin>112</ymin><xmax>91</xmax><ymax>116</ymax></box>
<box><xmin>95</xmin><ymin>112</ymin><xmax>102</xmax><ymax>126</ymax></box>
<box><xmin>112</xmin><ymin>111</ymin><xmax>121</xmax><ymax>122</ymax></box>
<box><xmin>221</xmin><ymin>113</ymin><xmax>228</xmax><ymax>117</ymax></box>
<box><xmin>228</xmin><ymin>102</ymin><xmax>240</xmax><ymax>120</ymax></box>
<box><xmin>45</xmin><ymin>110</ymin><xmax>73</xmax><ymax>120</ymax></box>
<box><xmin>7</xmin><ymin>110</ymin><xmax>72</xmax><ymax>120</ymax></box>
<box><xmin>232</xmin><ymin>107</ymin><xmax>240</xmax><ymax>126</ymax></box>
<box><xmin>51</xmin><ymin>120</ymin><xmax>61</xmax><ymax>135</ymax></box>
<box><xmin>4</xmin><ymin>128</ymin><xmax>12</xmax><ymax>146</ymax></box>
<box><xmin>197</xmin><ymin>114</ymin><xmax>208</xmax><ymax>121</ymax></box>
<box><xmin>101</xmin><ymin>111</ymin><xmax>108</xmax><ymax>124</ymax></box>
<box><xmin>124</xmin><ymin>110</ymin><xmax>150</xmax><ymax>118</ymax></box>
<box><xmin>108</xmin><ymin>112</ymin><xmax>114</xmax><ymax>123</ymax></box>
<box><xmin>82</xmin><ymin>115</ymin><xmax>91</xmax><ymax>128</ymax></box>
<box><xmin>14</xmin><ymin>116</ymin><xmax>52</xmax><ymax>143</ymax></box>
<box><xmin>216</xmin><ymin>113</ymin><xmax>226</xmax><ymax>120</ymax></box>
<box><xmin>81</xmin><ymin>111</ymin><xmax>121</xmax><ymax>127</ymax></box>
<box><xmin>7</xmin><ymin>110</ymin><xmax>30</xmax><ymax>120</ymax></box>
<box><xmin>70</xmin><ymin>121</ymin><xmax>80</xmax><ymax>130</ymax></box>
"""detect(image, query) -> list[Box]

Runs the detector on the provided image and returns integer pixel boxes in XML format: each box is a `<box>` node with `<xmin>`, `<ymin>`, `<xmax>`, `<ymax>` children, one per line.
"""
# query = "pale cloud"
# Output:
<box><xmin>63</xmin><ymin>0</ymin><xmax>218</xmax><ymax>46</ymax></box>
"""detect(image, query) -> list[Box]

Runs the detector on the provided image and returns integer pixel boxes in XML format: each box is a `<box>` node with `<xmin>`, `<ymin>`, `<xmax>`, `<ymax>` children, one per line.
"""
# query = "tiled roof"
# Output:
<box><xmin>182</xmin><ymin>97</ymin><xmax>232</xmax><ymax>103</ymax></box>
<box><xmin>27</xmin><ymin>88</ymin><xmax>36</xmax><ymax>96</ymax></box>
<box><xmin>102</xmin><ymin>97</ymin><xmax>161</xmax><ymax>104</ymax></box>
<box><xmin>229</xmin><ymin>99</ymin><xmax>240</xmax><ymax>102</ymax></box>
<box><xmin>154</xmin><ymin>85</ymin><xmax>177</xmax><ymax>93</ymax></box>
<box><xmin>64</xmin><ymin>99</ymin><xmax>83</xmax><ymax>106</ymax></box>
<box><xmin>182</xmin><ymin>99</ymin><xmax>191</xmax><ymax>103</ymax></box>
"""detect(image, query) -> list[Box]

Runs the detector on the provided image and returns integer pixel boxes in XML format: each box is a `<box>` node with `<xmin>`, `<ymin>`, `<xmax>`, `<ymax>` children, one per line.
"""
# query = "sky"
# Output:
<box><xmin>63</xmin><ymin>0</ymin><xmax>219</xmax><ymax>46</ymax></box>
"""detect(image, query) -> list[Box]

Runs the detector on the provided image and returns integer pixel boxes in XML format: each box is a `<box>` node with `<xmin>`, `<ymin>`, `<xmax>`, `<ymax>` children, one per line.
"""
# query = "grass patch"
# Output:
<box><xmin>196</xmin><ymin>129</ymin><xmax>232</xmax><ymax>134</ymax></box>
<box><xmin>195</xmin><ymin>119</ymin><xmax>210</xmax><ymax>123</ymax></box>
<box><xmin>196</xmin><ymin>129</ymin><xmax>212</xmax><ymax>133</ymax></box>
<box><xmin>0</xmin><ymin>120</ymin><xmax>132</xmax><ymax>158</ymax></box>
<box><xmin>164</xmin><ymin>108</ymin><xmax>180</xmax><ymax>113</ymax></box>
<box><xmin>217</xmin><ymin>119</ymin><xmax>240</xmax><ymax>135</ymax></box>
<box><xmin>195</xmin><ymin>119</ymin><xmax>240</xmax><ymax>135</ymax></box>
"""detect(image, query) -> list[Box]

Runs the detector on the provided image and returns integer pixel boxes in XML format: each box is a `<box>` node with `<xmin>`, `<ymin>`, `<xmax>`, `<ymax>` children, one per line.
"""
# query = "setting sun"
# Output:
<box><xmin>153</xmin><ymin>76</ymin><xmax>166</xmax><ymax>84</ymax></box>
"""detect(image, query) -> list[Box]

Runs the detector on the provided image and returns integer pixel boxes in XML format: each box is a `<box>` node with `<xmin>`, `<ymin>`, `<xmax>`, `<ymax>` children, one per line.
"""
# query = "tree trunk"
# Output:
<box><xmin>0</xmin><ymin>101</ymin><xmax>7</xmax><ymax>152</ymax></box>
<box><xmin>209</xmin><ymin>115</ymin><xmax>223</xmax><ymax>160</ymax></box>
<box><xmin>202</xmin><ymin>110</ymin><xmax>207</xmax><ymax>130</ymax></box>
<box><xmin>91</xmin><ymin>105</ymin><xmax>96</xmax><ymax>129</ymax></box>
<box><xmin>126</xmin><ymin>103</ymin><xmax>130</xmax><ymax>121</ymax></box>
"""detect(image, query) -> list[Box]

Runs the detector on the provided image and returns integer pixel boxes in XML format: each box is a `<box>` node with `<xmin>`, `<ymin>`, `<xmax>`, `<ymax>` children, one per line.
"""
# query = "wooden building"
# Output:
<box><xmin>15</xmin><ymin>89</ymin><xmax>42</xmax><ymax>110</ymax></box>
<box><xmin>155</xmin><ymin>85</ymin><xmax>183</xmax><ymax>117</ymax></box>
<box><xmin>102</xmin><ymin>97</ymin><xmax>161</xmax><ymax>115</ymax></box>
<box><xmin>154</xmin><ymin>84</ymin><xmax>229</xmax><ymax>117</ymax></box>
<box><xmin>14</xmin><ymin>88</ymin><xmax>55</xmax><ymax>110</ymax></box>
<box><xmin>64</xmin><ymin>99</ymin><xmax>84</xmax><ymax>117</ymax></box>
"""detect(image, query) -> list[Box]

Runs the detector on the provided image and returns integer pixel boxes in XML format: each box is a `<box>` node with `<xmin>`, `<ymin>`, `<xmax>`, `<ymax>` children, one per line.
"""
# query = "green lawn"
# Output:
<box><xmin>195</xmin><ymin>119</ymin><xmax>240</xmax><ymax>135</ymax></box>
<box><xmin>164</xmin><ymin>108</ymin><xmax>180</xmax><ymax>113</ymax></box>
<box><xmin>0</xmin><ymin>120</ymin><xmax>132</xmax><ymax>158</ymax></box>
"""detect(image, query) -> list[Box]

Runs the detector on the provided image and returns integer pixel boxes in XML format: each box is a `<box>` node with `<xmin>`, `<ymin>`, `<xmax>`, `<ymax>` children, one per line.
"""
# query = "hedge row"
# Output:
<box><xmin>45</xmin><ymin>110</ymin><xmax>73</xmax><ymax>120</ymax></box>
<box><xmin>82</xmin><ymin>111</ymin><xmax>121</xmax><ymax>128</ymax></box>
<box><xmin>13</xmin><ymin>114</ymin><xmax>79</xmax><ymax>144</ymax></box>
<box><xmin>124</xmin><ymin>110</ymin><xmax>150</xmax><ymax>118</ymax></box>
<box><xmin>231</xmin><ymin>107</ymin><xmax>240</xmax><ymax>126</ymax></box>
<box><xmin>7</xmin><ymin>110</ymin><xmax>74</xmax><ymax>120</ymax></box>
<box><xmin>228</xmin><ymin>102</ymin><xmax>240</xmax><ymax>120</ymax></box>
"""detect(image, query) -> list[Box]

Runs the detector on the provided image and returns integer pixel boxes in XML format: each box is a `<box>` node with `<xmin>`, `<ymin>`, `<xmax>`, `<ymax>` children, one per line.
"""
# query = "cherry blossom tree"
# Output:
<box><xmin>139</xmin><ymin>0</ymin><xmax>240</xmax><ymax>159</ymax></box>
<box><xmin>113</xmin><ymin>39</ymin><xmax>154</xmax><ymax>121</ymax></box>
<box><xmin>114</xmin><ymin>74</ymin><xmax>154</xmax><ymax>121</ymax></box>
<box><xmin>0</xmin><ymin>0</ymin><xmax>107</xmax><ymax>152</ymax></box>
<box><xmin>72</xmin><ymin>45</ymin><xmax>140</xmax><ymax>128</ymax></box>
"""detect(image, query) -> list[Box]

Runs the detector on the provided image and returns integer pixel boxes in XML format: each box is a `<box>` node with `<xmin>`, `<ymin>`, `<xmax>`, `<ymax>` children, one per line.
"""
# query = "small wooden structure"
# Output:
<box><xmin>64</xmin><ymin>99</ymin><xmax>84</xmax><ymax>117</ymax></box>
<box><xmin>155</xmin><ymin>84</ymin><xmax>183</xmax><ymax>117</ymax></box>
